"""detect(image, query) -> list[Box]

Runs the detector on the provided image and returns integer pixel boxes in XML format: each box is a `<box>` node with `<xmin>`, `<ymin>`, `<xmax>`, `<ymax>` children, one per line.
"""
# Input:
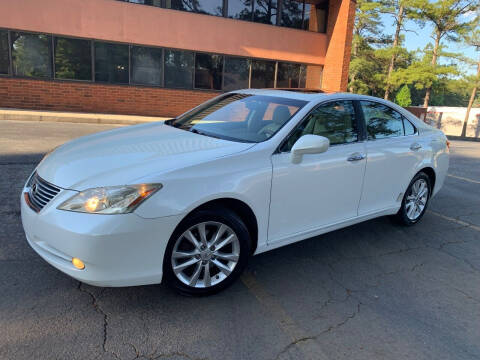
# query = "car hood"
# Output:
<box><xmin>37</xmin><ymin>122</ymin><xmax>255</xmax><ymax>190</ymax></box>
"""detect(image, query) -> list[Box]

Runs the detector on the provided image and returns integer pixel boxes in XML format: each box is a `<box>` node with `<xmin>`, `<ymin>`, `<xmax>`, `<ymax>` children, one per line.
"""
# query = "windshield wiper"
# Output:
<box><xmin>189</xmin><ymin>128</ymin><xmax>222</xmax><ymax>139</ymax></box>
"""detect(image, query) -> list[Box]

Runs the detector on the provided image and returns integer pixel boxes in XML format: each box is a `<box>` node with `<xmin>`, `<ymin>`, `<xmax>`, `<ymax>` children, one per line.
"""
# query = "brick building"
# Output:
<box><xmin>0</xmin><ymin>0</ymin><xmax>355</xmax><ymax>117</ymax></box>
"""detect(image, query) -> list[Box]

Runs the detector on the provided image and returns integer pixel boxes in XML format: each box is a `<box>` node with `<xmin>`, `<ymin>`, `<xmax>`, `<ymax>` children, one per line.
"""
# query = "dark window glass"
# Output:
<box><xmin>223</xmin><ymin>57</ymin><xmax>250</xmax><ymax>91</ymax></box>
<box><xmin>119</xmin><ymin>0</ymin><xmax>162</xmax><ymax>6</ymax></box>
<box><xmin>254</xmin><ymin>0</ymin><xmax>278</xmax><ymax>24</ymax></box>
<box><xmin>169</xmin><ymin>94</ymin><xmax>306</xmax><ymax>143</ymax></box>
<box><xmin>165</xmin><ymin>0</ymin><xmax>223</xmax><ymax>16</ymax></box>
<box><xmin>250</xmin><ymin>60</ymin><xmax>275</xmax><ymax>88</ymax></box>
<box><xmin>281</xmin><ymin>100</ymin><xmax>358</xmax><ymax>151</ymax></box>
<box><xmin>403</xmin><ymin>118</ymin><xmax>416</xmax><ymax>136</ymax></box>
<box><xmin>299</xmin><ymin>64</ymin><xmax>307</xmax><ymax>88</ymax></box>
<box><xmin>281</xmin><ymin>0</ymin><xmax>304</xmax><ymax>29</ymax></box>
<box><xmin>195</xmin><ymin>53</ymin><xmax>223</xmax><ymax>90</ymax></box>
<box><xmin>276</xmin><ymin>62</ymin><xmax>301</xmax><ymax>88</ymax></box>
<box><xmin>164</xmin><ymin>49</ymin><xmax>194</xmax><ymax>88</ymax></box>
<box><xmin>0</xmin><ymin>30</ymin><xmax>8</xmax><ymax>75</ymax></box>
<box><xmin>11</xmin><ymin>32</ymin><xmax>52</xmax><ymax>78</ymax></box>
<box><xmin>304</xmin><ymin>3</ymin><xmax>311</xmax><ymax>30</ymax></box>
<box><xmin>361</xmin><ymin>101</ymin><xmax>404</xmax><ymax>140</ymax></box>
<box><xmin>94</xmin><ymin>42</ymin><xmax>129</xmax><ymax>84</ymax></box>
<box><xmin>228</xmin><ymin>0</ymin><xmax>254</xmax><ymax>20</ymax></box>
<box><xmin>54</xmin><ymin>37</ymin><xmax>92</xmax><ymax>81</ymax></box>
<box><xmin>315</xmin><ymin>1</ymin><xmax>329</xmax><ymax>33</ymax></box>
<box><xmin>131</xmin><ymin>46</ymin><xmax>162</xmax><ymax>86</ymax></box>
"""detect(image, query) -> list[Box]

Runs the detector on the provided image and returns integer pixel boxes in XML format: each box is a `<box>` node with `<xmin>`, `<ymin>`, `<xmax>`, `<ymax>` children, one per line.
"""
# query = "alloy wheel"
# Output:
<box><xmin>405</xmin><ymin>178</ymin><xmax>429</xmax><ymax>220</ymax></box>
<box><xmin>171</xmin><ymin>221</ymin><xmax>240</xmax><ymax>288</ymax></box>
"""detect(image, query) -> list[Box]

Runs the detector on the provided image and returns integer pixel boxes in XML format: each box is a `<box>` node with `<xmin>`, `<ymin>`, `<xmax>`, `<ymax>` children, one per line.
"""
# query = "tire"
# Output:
<box><xmin>394</xmin><ymin>171</ymin><xmax>431</xmax><ymax>226</ymax></box>
<box><xmin>163</xmin><ymin>207</ymin><xmax>251</xmax><ymax>296</ymax></box>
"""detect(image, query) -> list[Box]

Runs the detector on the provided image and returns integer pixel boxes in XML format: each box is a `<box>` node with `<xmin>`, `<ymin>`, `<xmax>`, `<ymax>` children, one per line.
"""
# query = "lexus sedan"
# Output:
<box><xmin>21</xmin><ymin>89</ymin><xmax>449</xmax><ymax>295</ymax></box>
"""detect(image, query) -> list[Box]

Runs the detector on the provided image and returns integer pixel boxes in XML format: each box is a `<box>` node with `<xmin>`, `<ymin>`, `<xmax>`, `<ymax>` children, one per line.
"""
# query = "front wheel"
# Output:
<box><xmin>163</xmin><ymin>207</ymin><xmax>251</xmax><ymax>296</ymax></box>
<box><xmin>395</xmin><ymin>172</ymin><xmax>431</xmax><ymax>226</ymax></box>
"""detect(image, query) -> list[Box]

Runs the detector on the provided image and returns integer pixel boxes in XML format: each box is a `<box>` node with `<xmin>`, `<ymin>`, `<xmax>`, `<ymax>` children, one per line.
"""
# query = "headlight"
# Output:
<box><xmin>57</xmin><ymin>184</ymin><xmax>162</xmax><ymax>214</ymax></box>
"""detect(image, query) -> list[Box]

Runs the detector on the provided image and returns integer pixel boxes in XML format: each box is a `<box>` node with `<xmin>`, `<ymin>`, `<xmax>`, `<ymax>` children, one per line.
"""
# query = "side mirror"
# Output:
<box><xmin>290</xmin><ymin>135</ymin><xmax>329</xmax><ymax>164</ymax></box>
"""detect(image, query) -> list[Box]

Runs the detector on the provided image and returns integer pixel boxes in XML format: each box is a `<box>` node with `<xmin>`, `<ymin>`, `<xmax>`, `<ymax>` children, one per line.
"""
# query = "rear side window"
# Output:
<box><xmin>360</xmin><ymin>101</ymin><xmax>404</xmax><ymax>140</ymax></box>
<box><xmin>403</xmin><ymin>118</ymin><xmax>416</xmax><ymax>135</ymax></box>
<box><xmin>281</xmin><ymin>100</ymin><xmax>358</xmax><ymax>151</ymax></box>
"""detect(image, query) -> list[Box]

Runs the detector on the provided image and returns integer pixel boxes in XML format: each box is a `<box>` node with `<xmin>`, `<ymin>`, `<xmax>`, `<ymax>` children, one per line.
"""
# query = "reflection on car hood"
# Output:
<box><xmin>37</xmin><ymin>122</ymin><xmax>254</xmax><ymax>189</ymax></box>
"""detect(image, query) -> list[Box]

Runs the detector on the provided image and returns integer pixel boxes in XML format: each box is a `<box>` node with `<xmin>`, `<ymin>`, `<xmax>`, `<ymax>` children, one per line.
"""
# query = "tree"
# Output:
<box><xmin>461</xmin><ymin>17</ymin><xmax>480</xmax><ymax>137</ymax></box>
<box><xmin>395</xmin><ymin>84</ymin><xmax>412</xmax><ymax>106</ymax></box>
<box><xmin>409</xmin><ymin>0</ymin><xmax>478</xmax><ymax>107</ymax></box>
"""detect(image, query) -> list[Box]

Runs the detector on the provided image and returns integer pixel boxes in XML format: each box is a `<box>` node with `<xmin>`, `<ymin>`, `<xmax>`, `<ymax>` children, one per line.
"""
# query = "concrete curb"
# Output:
<box><xmin>447</xmin><ymin>135</ymin><xmax>480</xmax><ymax>142</ymax></box>
<box><xmin>0</xmin><ymin>109</ymin><xmax>169</xmax><ymax>125</ymax></box>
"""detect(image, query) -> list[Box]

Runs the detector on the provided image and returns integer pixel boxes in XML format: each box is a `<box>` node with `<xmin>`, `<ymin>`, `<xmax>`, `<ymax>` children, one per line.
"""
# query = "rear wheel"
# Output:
<box><xmin>395</xmin><ymin>172</ymin><xmax>431</xmax><ymax>226</ymax></box>
<box><xmin>163</xmin><ymin>208</ymin><xmax>251</xmax><ymax>296</ymax></box>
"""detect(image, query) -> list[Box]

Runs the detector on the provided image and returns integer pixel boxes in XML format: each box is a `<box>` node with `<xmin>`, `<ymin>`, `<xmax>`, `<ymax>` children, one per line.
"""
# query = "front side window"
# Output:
<box><xmin>167</xmin><ymin>94</ymin><xmax>306</xmax><ymax>143</ymax></box>
<box><xmin>0</xmin><ymin>30</ymin><xmax>9</xmax><ymax>75</ymax></box>
<box><xmin>361</xmin><ymin>101</ymin><xmax>404</xmax><ymax>140</ymax></box>
<box><xmin>164</xmin><ymin>49</ymin><xmax>194</xmax><ymax>88</ymax></box>
<box><xmin>194</xmin><ymin>53</ymin><xmax>223</xmax><ymax>90</ymax></box>
<box><xmin>131</xmin><ymin>45</ymin><xmax>162</xmax><ymax>86</ymax></box>
<box><xmin>281</xmin><ymin>100</ymin><xmax>358</xmax><ymax>152</ymax></box>
<box><xmin>54</xmin><ymin>37</ymin><xmax>92</xmax><ymax>81</ymax></box>
<box><xmin>11</xmin><ymin>32</ymin><xmax>52</xmax><ymax>78</ymax></box>
<box><xmin>94</xmin><ymin>42</ymin><xmax>129</xmax><ymax>84</ymax></box>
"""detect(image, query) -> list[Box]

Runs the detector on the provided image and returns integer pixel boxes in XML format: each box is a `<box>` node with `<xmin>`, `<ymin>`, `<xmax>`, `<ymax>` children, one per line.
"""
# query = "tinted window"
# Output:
<box><xmin>94</xmin><ymin>42</ymin><xmax>129</xmax><ymax>84</ymax></box>
<box><xmin>361</xmin><ymin>101</ymin><xmax>404</xmax><ymax>140</ymax></box>
<box><xmin>282</xmin><ymin>101</ymin><xmax>358</xmax><ymax>151</ymax></box>
<box><xmin>403</xmin><ymin>118</ymin><xmax>416</xmax><ymax>135</ymax></box>
<box><xmin>228</xmin><ymin>0</ymin><xmax>254</xmax><ymax>20</ymax></box>
<box><xmin>195</xmin><ymin>53</ymin><xmax>223</xmax><ymax>90</ymax></box>
<box><xmin>281</xmin><ymin>0</ymin><xmax>304</xmax><ymax>29</ymax></box>
<box><xmin>121</xmin><ymin>0</ymin><xmax>162</xmax><ymax>6</ymax></box>
<box><xmin>299</xmin><ymin>64</ymin><xmax>307</xmax><ymax>88</ymax></box>
<box><xmin>168</xmin><ymin>94</ymin><xmax>306</xmax><ymax>143</ymax></box>
<box><xmin>164</xmin><ymin>49</ymin><xmax>194</xmax><ymax>88</ymax></box>
<box><xmin>276</xmin><ymin>62</ymin><xmax>301</xmax><ymax>88</ymax></box>
<box><xmin>0</xmin><ymin>30</ymin><xmax>8</xmax><ymax>75</ymax></box>
<box><xmin>165</xmin><ymin>0</ymin><xmax>223</xmax><ymax>16</ymax></box>
<box><xmin>254</xmin><ymin>0</ymin><xmax>278</xmax><ymax>24</ymax></box>
<box><xmin>11</xmin><ymin>32</ymin><xmax>52</xmax><ymax>78</ymax></box>
<box><xmin>54</xmin><ymin>37</ymin><xmax>92</xmax><ymax>81</ymax></box>
<box><xmin>223</xmin><ymin>57</ymin><xmax>250</xmax><ymax>91</ymax></box>
<box><xmin>131</xmin><ymin>46</ymin><xmax>162</xmax><ymax>86</ymax></box>
<box><xmin>250</xmin><ymin>60</ymin><xmax>275</xmax><ymax>88</ymax></box>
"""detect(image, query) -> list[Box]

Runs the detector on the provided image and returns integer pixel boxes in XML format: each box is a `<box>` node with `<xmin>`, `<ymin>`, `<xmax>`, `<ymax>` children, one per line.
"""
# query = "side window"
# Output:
<box><xmin>360</xmin><ymin>101</ymin><xmax>404</xmax><ymax>140</ymax></box>
<box><xmin>280</xmin><ymin>100</ymin><xmax>358</xmax><ymax>152</ymax></box>
<box><xmin>403</xmin><ymin>118</ymin><xmax>416</xmax><ymax>136</ymax></box>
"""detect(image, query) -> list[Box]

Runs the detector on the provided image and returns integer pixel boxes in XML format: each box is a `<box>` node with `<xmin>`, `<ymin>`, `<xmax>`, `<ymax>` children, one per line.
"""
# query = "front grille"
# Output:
<box><xmin>26</xmin><ymin>173</ymin><xmax>61</xmax><ymax>212</ymax></box>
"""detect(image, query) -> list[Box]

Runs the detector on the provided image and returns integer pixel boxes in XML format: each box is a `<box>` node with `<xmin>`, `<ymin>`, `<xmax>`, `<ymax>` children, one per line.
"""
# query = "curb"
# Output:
<box><xmin>0</xmin><ymin>109</ymin><xmax>169</xmax><ymax>125</ymax></box>
<box><xmin>447</xmin><ymin>135</ymin><xmax>480</xmax><ymax>143</ymax></box>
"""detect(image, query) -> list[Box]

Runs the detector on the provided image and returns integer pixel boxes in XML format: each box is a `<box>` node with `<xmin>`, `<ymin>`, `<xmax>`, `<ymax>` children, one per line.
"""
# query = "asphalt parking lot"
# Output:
<box><xmin>1</xmin><ymin>119</ymin><xmax>479</xmax><ymax>360</ymax></box>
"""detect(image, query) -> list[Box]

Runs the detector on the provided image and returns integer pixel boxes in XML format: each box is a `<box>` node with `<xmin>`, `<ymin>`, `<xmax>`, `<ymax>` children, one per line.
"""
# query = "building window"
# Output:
<box><xmin>281</xmin><ymin>0</ymin><xmax>304</xmax><ymax>29</ymax></box>
<box><xmin>195</xmin><ymin>53</ymin><xmax>223</xmax><ymax>90</ymax></box>
<box><xmin>223</xmin><ymin>57</ymin><xmax>250</xmax><ymax>91</ymax></box>
<box><xmin>131</xmin><ymin>45</ymin><xmax>163</xmax><ymax>86</ymax></box>
<box><xmin>228</xmin><ymin>0</ymin><xmax>254</xmax><ymax>21</ymax></box>
<box><xmin>254</xmin><ymin>0</ymin><xmax>278</xmax><ymax>25</ymax></box>
<box><xmin>94</xmin><ymin>42</ymin><xmax>129</xmax><ymax>84</ymax></box>
<box><xmin>118</xmin><ymin>0</ymin><xmax>162</xmax><ymax>6</ymax></box>
<box><xmin>165</xmin><ymin>0</ymin><xmax>224</xmax><ymax>16</ymax></box>
<box><xmin>250</xmin><ymin>59</ymin><xmax>275</xmax><ymax>88</ymax></box>
<box><xmin>299</xmin><ymin>64</ymin><xmax>307</xmax><ymax>87</ymax></box>
<box><xmin>54</xmin><ymin>37</ymin><xmax>92</xmax><ymax>81</ymax></box>
<box><xmin>276</xmin><ymin>62</ymin><xmax>302</xmax><ymax>88</ymax></box>
<box><xmin>11</xmin><ymin>32</ymin><xmax>52</xmax><ymax>78</ymax></box>
<box><xmin>164</xmin><ymin>49</ymin><xmax>194</xmax><ymax>88</ymax></box>
<box><xmin>0</xmin><ymin>30</ymin><xmax>8</xmax><ymax>75</ymax></box>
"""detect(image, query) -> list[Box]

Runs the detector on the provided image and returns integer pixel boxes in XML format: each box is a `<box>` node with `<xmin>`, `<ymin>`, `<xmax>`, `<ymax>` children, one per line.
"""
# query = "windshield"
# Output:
<box><xmin>165</xmin><ymin>94</ymin><xmax>307</xmax><ymax>143</ymax></box>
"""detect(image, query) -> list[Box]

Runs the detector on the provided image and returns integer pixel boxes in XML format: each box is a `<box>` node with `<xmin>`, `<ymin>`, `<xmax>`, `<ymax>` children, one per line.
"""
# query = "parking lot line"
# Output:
<box><xmin>428</xmin><ymin>210</ymin><xmax>480</xmax><ymax>232</ymax></box>
<box><xmin>447</xmin><ymin>174</ymin><xmax>480</xmax><ymax>184</ymax></box>
<box><xmin>241</xmin><ymin>272</ymin><xmax>329</xmax><ymax>360</ymax></box>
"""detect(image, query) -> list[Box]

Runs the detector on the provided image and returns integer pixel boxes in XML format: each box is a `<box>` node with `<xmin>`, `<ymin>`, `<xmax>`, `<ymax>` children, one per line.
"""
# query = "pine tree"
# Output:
<box><xmin>395</xmin><ymin>84</ymin><xmax>412</xmax><ymax>106</ymax></box>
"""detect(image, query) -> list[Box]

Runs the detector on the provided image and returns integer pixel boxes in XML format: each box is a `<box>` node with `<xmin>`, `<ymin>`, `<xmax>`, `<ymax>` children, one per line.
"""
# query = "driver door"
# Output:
<box><xmin>268</xmin><ymin>100</ymin><xmax>367</xmax><ymax>244</ymax></box>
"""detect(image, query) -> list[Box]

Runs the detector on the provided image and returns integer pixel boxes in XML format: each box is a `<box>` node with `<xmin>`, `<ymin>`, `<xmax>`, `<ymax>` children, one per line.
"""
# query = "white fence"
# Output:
<box><xmin>426</xmin><ymin>106</ymin><xmax>480</xmax><ymax>138</ymax></box>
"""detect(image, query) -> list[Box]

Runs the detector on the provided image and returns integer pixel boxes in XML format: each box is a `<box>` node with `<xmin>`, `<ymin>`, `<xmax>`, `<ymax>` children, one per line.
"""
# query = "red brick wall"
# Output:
<box><xmin>0</xmin><ymin>77</ymin><xmax>218</xmax><ymax>117</ymax></box>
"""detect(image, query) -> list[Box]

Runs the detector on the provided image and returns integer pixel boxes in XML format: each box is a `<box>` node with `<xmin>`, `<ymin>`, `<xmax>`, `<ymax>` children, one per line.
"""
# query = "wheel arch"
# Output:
<box><xmin>418</xmin><ymin>167</ymin><xmax>436</xmax><ymax>192</ymax></box>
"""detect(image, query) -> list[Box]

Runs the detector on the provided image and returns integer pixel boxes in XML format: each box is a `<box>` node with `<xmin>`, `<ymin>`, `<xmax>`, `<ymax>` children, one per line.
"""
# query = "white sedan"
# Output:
<box><xmin>21</xmin><ymin>89</ymin><xmax>449</xmax><ymax>295</ymax></box>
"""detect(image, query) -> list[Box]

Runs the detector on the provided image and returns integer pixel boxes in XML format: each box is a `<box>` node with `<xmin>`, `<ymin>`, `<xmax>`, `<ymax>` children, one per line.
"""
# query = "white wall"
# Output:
<box><xmin>426</xmin><ymin>106</ymin><xmax>480</xmax><ymax>138</ymax></box>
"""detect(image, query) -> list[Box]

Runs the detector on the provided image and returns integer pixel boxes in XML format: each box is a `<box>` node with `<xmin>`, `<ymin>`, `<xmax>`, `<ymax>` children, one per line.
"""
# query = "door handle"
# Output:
<box><xmin>410</xmin><ymin>143</ymin><xmax>422</xmax><ymax>151</ymax></box>
<box><xmin>347</xmin><ymin>153</ymin><xmax>366</xmax><ymax>162</ymax></box>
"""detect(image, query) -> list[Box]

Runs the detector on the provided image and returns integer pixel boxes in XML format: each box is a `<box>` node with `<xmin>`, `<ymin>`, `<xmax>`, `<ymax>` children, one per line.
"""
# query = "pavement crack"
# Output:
<box><xmin>274</xmin><ymin>336</ymin><xmax>317</xmax><ymax>360</ymax></box>
<box><xmin>77</xmin><ymin>282</ymin><xmax>120</xmax><ymax>360</ymax></box>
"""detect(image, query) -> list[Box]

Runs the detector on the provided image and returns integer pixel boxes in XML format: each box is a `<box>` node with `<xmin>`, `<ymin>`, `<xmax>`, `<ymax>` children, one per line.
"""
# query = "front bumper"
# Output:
<box><xmin>21</xmin><ymin>188</ymin><xmax>183</xmax><ymax>287</ymax></box>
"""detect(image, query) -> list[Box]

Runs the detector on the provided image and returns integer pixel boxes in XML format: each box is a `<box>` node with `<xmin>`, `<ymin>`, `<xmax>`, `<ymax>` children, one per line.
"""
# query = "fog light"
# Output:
<box><xmin>72</xmin><ymin>257</ymin><xmax>85</xmax><ymax>270</ymax></box>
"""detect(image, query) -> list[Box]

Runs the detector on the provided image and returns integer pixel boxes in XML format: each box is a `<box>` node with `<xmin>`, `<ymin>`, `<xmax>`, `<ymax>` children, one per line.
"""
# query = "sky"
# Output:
<box><xmin>379</xmin><ymin>11</ymin><xmax>479</xmax><ymax>75</ymax></box>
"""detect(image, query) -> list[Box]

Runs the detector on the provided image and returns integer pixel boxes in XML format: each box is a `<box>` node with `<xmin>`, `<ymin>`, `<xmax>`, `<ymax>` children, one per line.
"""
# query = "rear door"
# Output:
<box><xmin>357</xmin><ymin>100</ymin><xmax>424</xmax><ymax>215</ymax></box>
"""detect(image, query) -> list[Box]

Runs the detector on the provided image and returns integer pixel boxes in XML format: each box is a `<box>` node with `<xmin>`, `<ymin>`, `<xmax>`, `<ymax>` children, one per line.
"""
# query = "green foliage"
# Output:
<box><xmin>395</xmin><ymin>84</ymin><xmax>412</xmax><ymax>106</ymax></box>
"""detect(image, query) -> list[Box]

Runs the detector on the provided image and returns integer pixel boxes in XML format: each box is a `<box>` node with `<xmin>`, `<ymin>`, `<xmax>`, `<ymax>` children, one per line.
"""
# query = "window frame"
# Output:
<box><xmin>276</xmin><ymin>98</ymin><xmax>364</xmax><ymax>154</ymax></box>
<box><xmin>53</xmin><ymin>35</ymin><xmax>94</xmax><ymax>82</ymax></box>
<box><xmin>130</xmin><ymin>44</ymin><xmax>164</xmax><ymax>87</ymax></box>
